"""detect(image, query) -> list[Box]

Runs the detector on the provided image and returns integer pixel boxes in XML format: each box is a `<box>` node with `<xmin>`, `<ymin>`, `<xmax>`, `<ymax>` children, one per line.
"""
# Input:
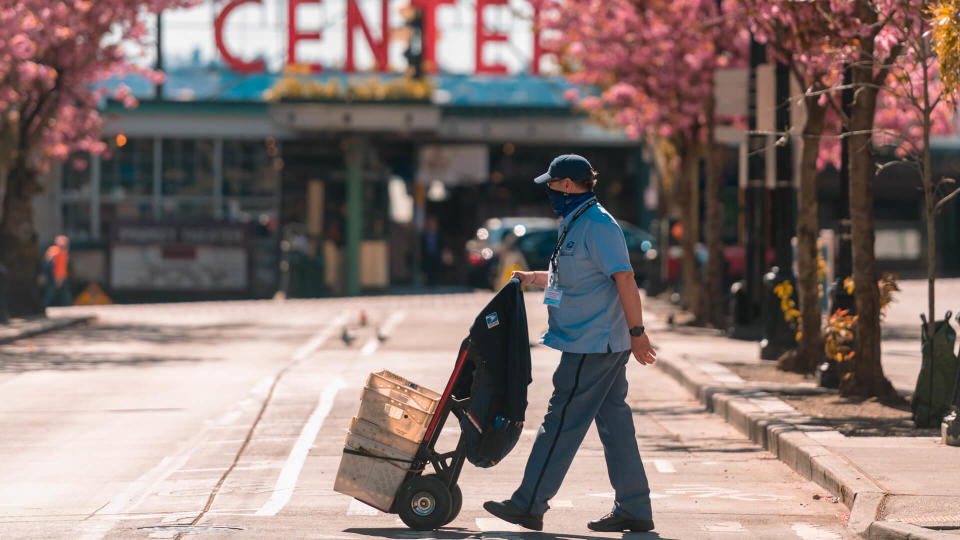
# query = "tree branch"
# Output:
<box><xmin>936</xmin><ymin>186</ymin><xmax>960</xmax><ymax>214</ymax></box>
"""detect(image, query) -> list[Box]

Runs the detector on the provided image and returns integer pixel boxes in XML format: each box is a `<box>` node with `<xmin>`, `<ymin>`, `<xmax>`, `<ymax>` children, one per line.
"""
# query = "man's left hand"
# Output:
<box><xmin>631</xmin><ymin>333</ymin><xmax>656</xmax><ymax>365</ymax></box>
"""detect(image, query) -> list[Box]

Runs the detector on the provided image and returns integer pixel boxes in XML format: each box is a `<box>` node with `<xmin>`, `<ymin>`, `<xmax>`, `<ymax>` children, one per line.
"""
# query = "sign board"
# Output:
<box><xmin>109</xmin><ymin>222</ymin><xmax>250</xmax><ymax>291</ymax></box>
<box><xmin>416</xmin><ymin>144</ymin><xmax>489</xmax><ymax>185</ymax></box>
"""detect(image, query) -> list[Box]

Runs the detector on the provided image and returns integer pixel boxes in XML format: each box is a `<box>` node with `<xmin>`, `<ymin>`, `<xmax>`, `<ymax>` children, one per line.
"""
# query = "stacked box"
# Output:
<box><xmin>334</xmin><ymin>371</ymin><xmax>441</xmax><ymax>512</ymax></box>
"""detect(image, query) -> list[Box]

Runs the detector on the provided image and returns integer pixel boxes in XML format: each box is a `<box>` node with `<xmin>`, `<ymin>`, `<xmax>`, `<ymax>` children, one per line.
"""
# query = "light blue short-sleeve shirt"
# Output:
<box><xmin>540</xmin><ymin>198</ymin><xmax>633</xmax><ymax>354</ymax></box>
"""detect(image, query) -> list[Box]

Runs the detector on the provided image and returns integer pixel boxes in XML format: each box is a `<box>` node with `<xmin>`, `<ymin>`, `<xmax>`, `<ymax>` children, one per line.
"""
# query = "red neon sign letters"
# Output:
<box><xmin>213</xmin><ymin>0</ymin><xmax>546</xmax><ymax>75</ymax></box>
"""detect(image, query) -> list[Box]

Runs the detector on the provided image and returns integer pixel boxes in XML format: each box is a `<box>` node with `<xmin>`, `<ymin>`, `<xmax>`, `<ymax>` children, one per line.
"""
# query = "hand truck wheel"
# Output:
<box><xmin>444</xmin><ymin>482</ymin><xmax>462</xmax><ymax>526</ymax></box>
<box><xmin>423</xmin><ymin>474</ymin><xmax>462</xmax><ymax>526</ymax></box>
<box><xmin>397</xmin><ymin>475</ymin><xmax>452</xmax><ymax>531</ymax></box>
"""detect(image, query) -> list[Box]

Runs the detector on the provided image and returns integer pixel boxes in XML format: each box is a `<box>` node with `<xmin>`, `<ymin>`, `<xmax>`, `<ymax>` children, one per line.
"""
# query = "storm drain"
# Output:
<box><xmin>136</xmin><ymin>525</ymin><xmax>246</xmax><ymax>533</ymax></box>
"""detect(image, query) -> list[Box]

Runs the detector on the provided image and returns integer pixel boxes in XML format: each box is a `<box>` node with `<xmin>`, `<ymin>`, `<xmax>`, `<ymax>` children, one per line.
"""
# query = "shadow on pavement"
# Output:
<box><xmin>63</xmin><ymin>322</ymin><xmax>283</xmax><ymax>345</ymax></box>
<box><xmin>344</xmin><ymin>527</ymin><xmax>676</xmax><ymax>540</ymax></box>
<box><xmin>0</xmin><ymin>349</ymin><xmax>207</xmax><ymax>373</ymax></box>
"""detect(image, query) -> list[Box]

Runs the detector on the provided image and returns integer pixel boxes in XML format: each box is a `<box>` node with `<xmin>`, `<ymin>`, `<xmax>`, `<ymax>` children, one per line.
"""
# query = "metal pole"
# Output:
<box><xmin>91</xmin><ymin>154</ymin><xmax>101</xmax><ymax>239</ymax></box>
<box><xmin>345</xmin><ymin>137</ymin><xmax>364</xmax><ymax>296</ymax></box>
<box><xmin>832</xmin><ymin>66</ymin><xmax>855</xmax><ymax>314</ymax></box>
<box><xmin>155</xmin><ymin>12</ymin><xmax>164</xmax><ymax>100</ymax></box>
<box><xmin>732</xmin><ymin>36</ymin><xmax>768</xmax><ymax>339</ymax></box>
<box><xmin>761</xmin><ymin>60</ymin><xmax>797</xmax><ymax>359</ymax></box>
<box><xmin>153</xmin><ymin>137</ymin><xmax>163</xmax><ymax>219</ymax></box>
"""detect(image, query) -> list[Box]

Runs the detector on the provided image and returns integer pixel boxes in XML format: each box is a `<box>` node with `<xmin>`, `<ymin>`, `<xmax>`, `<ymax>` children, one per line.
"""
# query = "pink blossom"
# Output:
<box><xmin>10</xmin><ymin>34</ymin><xmax>36</xmax><ymax>59</ymax></box>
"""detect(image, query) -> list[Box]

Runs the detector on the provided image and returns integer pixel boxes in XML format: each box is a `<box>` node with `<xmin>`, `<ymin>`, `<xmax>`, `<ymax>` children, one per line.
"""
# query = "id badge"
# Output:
<box><xmin>543</xmin><ymin>285</ymin><xmax>563</xmax><ymax>307</ymax></box>
<box><xmin>543</xmin><ymin>271</ymin><xmax>563</xmax><ymax>307</ymax></box>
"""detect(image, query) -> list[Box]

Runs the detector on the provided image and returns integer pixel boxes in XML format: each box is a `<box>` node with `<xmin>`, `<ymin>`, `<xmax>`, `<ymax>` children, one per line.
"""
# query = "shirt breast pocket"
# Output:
<box><xmin>556</xmin><ymin>248</ymin><xmax>588</xmax><ymax>288</ymax></box>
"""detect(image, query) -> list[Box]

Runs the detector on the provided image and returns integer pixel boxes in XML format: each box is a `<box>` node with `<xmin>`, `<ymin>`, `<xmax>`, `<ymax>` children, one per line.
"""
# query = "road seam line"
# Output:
<box><xmin>172</xmin><ymin>313</ymin><xmax>350</xmax><ymax>538</ymax></box>
<box><xmin>255</xmin><ymin>377</ymin><xmax>346</xmax><ymax>516</ymax></box>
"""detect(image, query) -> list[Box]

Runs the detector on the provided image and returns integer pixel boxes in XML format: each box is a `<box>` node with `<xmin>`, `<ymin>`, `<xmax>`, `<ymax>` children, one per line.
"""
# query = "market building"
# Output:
<box><xmin>29</xmin><ymin>0</ymin><xmax>960</xmax><ymax>303</ymax></box>
<box><xmin>31</xmin><ymin>0</ymin><xmax>650</xmax><ymax>300</ymax></box>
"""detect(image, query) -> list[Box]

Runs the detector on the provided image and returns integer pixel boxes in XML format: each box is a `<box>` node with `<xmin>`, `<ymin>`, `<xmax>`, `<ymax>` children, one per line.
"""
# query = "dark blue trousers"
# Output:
<box><xmin>510</xmin><ymin>350</ymin><xmax>652</xmax><ymax>519</ymax></box>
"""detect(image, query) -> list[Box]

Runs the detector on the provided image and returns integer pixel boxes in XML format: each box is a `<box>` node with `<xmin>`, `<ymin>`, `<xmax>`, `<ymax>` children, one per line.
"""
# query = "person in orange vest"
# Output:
<box><xmin>43</xmin><ymin>235</ymin><xmax>71</xmax><ymax>307</ymax></box>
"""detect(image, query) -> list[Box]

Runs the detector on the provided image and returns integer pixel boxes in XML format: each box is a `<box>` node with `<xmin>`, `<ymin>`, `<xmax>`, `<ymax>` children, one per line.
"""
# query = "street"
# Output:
<box><xmin>1</xmin><ymin>293</ymin><xmax>853</xmax><ymax>539</ymax></box>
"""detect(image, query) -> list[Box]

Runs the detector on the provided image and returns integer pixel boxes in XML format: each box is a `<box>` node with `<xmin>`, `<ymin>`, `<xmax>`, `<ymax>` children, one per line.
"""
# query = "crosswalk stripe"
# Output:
<box><xmin>704</xmin><ymin>521</ymin><xmax>744</xmax><ymax>532</ymax></box>
<box><xmin>347</xmin><ymin>498</ymin><xmax>378</xmax><ymax>516</ymax></box>
<box><xmin>791</xmin><ymin>523</ymin><xmax>841</xmax><ymax>540</ymax></box>
<box><xmin>360</xmin><ymin>338</ymin><xmax>379</xmax><ymax>355</ymax></box>
<box><xmin>654</xmin><ymin>459</ymin><xmax>676</xmax><ymax>473</ymax></box>
<box><xmin>476</xmin><ymin>517</ymin><xmax>527</xmax><ymax>532</ymax></box>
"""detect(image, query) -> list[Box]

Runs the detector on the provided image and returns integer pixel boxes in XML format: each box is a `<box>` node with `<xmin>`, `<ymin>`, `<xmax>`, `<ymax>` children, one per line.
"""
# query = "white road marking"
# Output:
<box><xmin>347</xmin><ymin>498</ymin><xmax>379</xmax><ymax>516</ymax></box>
<box><xmin>292</xmin><ymin>312</ymin><xmax>352</xmax><ymax>361</ymax></box>
<box><xmin>589</xmin><ymin>491</ymin><xmax>668</xmax><ymax>499</ymax></box>
<box><xmin>378</xmin><ymin>311</ymin><xmax>407</xmax><ymax>336</ymax></box>
<box><xmin>654</xmin><ymin>459</ymin><xmax>676</xmax><ymax>473</ymax></box>
<box><xmin>476</xmin><ymin>517</ymin><xmax>527</xmax><ymax>532</ymax></box>
<box><xmin>217</xmin><ymin>409</ymin><xmax>243</xmax><ymax>426</ymax></box>
<box><xmin>78</xmin><ymin>427</ymin><xmax>214</xmax><ymax>540</ymax></box>
<box><xmin>552</xmin><ymin>499</ymin><xmax>573</xmax><ymax>508</ymax></box>
<box><xmin>792</xmin><ymin>523</ymin><xmax>842</xmax><ymax>540</ymax></box>
<box><xmin>704</xmin><ymin>521</ymin><xmax>744</xmax><ymax>532</ymax></box>
<box><xmin>664</xmin><ymin>484</ymin><xmax>789</xmax><ymax>501</ymax></box>
<box><xmin>255</xmin><ymin>377</ymin><xmax>347</xmax><ymax>516</ymax></box>
<box><xmin>360</xmin><ymin>338</ymin><xmax>379</xmax><ymax>356</ymax></box>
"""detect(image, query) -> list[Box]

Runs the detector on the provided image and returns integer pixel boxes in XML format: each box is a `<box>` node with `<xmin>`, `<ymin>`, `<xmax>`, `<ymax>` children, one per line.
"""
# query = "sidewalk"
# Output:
<box><xmin>0</xmin><ymin>315</ymin><xmax>94</xmax><ymax>345</ymax></box>
<box><xmin>645</xmin><ymin>290</ymin><xmax>960</xmax><ymax>540</ymax></box>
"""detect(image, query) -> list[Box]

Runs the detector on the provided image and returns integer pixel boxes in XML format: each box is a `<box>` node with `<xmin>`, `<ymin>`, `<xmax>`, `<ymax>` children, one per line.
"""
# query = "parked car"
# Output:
<box><xmin>490</xmin><ymin>220</ymin><xmax>656</xmax><ymax>290</ymax></box>
<box><xmin>464</xmin><ymin>216</ymin><xmax>558</xmax><ymax>288</ymax></box>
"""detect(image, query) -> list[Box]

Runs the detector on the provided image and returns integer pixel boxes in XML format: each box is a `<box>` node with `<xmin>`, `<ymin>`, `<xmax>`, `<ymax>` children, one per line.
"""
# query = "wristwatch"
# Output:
<box><xmin>629</xmin><ymin>325</ymin><xmax>645</xmax><ymax>337</ymax></box>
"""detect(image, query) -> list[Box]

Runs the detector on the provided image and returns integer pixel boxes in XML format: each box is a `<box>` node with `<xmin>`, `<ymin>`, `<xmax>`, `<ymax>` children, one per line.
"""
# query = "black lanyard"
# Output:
<box><xmin>549</xmin><ymin>198</ymin><xmax>597</xmax><ymax>278</ymax></box>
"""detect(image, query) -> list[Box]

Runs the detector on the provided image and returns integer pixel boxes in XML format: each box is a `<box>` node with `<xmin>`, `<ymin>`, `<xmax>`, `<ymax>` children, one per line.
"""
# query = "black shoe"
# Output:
<box><xmin>588</xmin><ymin>512</ymin><xmax>655</xmax><ymax>532</ymax></box>
<box><xmin>482</xmin><ymin>500</ymin><xmax>543</xmax><ymax>531</ymax></box>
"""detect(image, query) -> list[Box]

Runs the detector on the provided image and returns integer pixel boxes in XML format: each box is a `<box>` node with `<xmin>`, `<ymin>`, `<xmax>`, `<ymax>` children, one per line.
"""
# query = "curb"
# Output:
<box><xmin>0</xmin><ymin>316</ymin><xmax>94</xmax><ymax>345</ymax></box>
<box><xmin>655</xmin><ymin>354</ymin><xmax>889</xmax><ymax>537</ymax></box>
<box><xmin>867</xmin><ymin>521</ymin><xmax>958</xmax><ymax>540</ymax></box>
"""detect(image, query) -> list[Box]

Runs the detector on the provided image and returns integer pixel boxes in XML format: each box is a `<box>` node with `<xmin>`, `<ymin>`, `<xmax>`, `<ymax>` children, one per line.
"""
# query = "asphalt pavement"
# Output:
<box><xmin>0</xmin><ymin>293</ymin><xmax>853</xmax><ymax>539</ymax></box>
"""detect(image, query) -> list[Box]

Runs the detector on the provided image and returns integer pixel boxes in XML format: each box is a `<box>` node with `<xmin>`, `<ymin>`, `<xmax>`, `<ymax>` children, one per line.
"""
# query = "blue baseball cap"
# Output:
<box><xmin>533</xmin><ymin>154</ymin><xmax>593</xmax><ymax>184</ymax></box>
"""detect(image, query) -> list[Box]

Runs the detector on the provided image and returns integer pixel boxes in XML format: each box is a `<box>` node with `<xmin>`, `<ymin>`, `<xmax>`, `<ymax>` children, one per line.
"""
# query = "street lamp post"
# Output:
<box><xmin>760</xmin><ymin>61</ymin><xmax>798</xmax><ymax>360</ymax></box>
<box><xmin>730</xmin><ymin>37</ymin><xmax>768</xmax><ymax>339</ymax></box>
<box><xmin>831</xmin><ymin>66</ymin><xmax>856</xmax><ymax>314</ymax></box>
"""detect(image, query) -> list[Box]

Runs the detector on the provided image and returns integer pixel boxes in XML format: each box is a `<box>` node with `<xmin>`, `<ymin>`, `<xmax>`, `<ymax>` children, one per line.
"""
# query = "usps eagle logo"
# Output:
<box><xmin>485</xmin><ymin>312</ymin><xmax>500</xmax><ymax>329</ymax></box>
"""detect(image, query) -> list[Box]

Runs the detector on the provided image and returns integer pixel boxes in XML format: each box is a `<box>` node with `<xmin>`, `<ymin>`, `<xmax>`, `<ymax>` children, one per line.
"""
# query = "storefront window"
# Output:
<box><xmin>223</xmin><ymin>139</ymin><xmax>276</xmax><ymax>198</ymax></box>
<box><xmin>61</xmin><ymin>201</ymin><xmax>91</xmax><ymax>242</ymax></box>
<box><xmin>223</xmin><ymin>139</ymin><xmax>278</xmax><ymax>225</ymax></box>
<box><xmin>101</xmin><ymin>137</ymin><xmax>154</xmax><ymax>197</ymax></box>
<box><xmin>63</xmin><ymin>153</ymin><xmax>91</xmax><ymax>199</ymax></box>
<box><xmin>162</xmin><ymin>138</ymin><xmax>215</xmax><ymax>197</ymax></box>
<box><xmin>161</xmin><ymin>199</ymin><xmax>214</xmax><ymax>220</ymax></box>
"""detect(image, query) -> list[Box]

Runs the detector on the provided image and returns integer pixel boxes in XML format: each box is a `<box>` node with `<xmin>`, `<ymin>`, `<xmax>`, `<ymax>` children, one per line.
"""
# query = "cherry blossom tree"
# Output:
<box><xmin>0</xmin><ymin>0</ymin><xmax>193</xmax><ymax>315</ymax></box>
<box><xmin>826</xmin><ymin>0</ymin><xmax>934</xmax><ymax>398</ymax></box>
<box><xmin>741</xmin><ymin>0</ymin><xmax>844</xmax><ymax>373</ymax></box>
<box><xmin>874</xmin><ymin>2</ymin><xmax>958</xmax><ymax>351</ymax></box>
<box><xmin>537</xmin><ymin>0</ymin><xmax>749</xmax><ymax>326</ymax></box>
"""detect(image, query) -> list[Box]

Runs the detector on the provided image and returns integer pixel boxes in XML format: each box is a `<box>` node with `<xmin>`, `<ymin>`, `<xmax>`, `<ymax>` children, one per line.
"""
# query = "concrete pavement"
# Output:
<box><xmin>646</xmin><ymin>278</ymin><xmax>960</xmax><ymax>540</ymax></box>
<box><xmin>1</xmin><ymin>293</ymin><xmax>852</xmax><ymax>539</ymax></box>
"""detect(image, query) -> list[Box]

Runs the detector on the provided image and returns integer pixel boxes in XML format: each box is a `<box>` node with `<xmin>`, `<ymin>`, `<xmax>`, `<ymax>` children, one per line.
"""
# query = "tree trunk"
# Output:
<box><xmin>790</xmin><ymin>95</ymin><xmax>827</xmax><ymax>373</ymax></box>
<box><xmin>678</xmin><ymin>142</ymin><xmax>703</xmax><ymax>320</ymax></box>
<box><xmin>704</xmin><ymin>93</ymin><xmax>726</xmax><ymax>328</ymax></box>
<box><xmin>841</xmin><ymin>16</ymin><xmax>896</xmax><ymax>398</ymax></box>
<box><xmin>0</xmin><ymin>165</ymin><xmax>43</xmax><ymax>317</ymax></box>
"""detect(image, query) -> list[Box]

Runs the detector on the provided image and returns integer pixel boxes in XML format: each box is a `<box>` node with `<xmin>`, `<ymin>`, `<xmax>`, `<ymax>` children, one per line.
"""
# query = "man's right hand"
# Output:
<box><xmin>511</xmin><ymin>270</ymin><xmax>536</xmax><ymax>286</ymax></box>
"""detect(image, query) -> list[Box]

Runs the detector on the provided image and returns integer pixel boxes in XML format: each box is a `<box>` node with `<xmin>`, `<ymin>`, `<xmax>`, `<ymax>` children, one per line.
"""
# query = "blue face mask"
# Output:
<box><xmin>545</xmin><ymin>186</ymin><xmax>595</xmax><ymax>217</ymax></box>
